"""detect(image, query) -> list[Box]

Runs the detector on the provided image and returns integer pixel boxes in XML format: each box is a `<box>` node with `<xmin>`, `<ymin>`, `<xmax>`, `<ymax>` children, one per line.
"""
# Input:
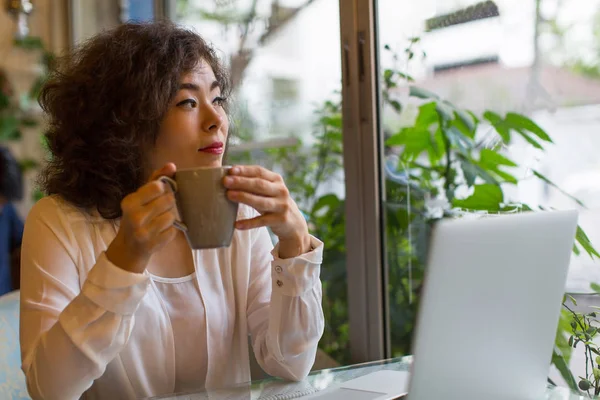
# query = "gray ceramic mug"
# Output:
<box><xmin>159</xmin><ymin>166</ymin><xmax>239</xmax><ymax>249</ymax></box>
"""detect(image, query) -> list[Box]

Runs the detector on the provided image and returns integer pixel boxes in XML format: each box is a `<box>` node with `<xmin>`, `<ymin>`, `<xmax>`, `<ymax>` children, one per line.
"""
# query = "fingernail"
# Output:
<box><xmin>223</xmin><ymin>177</ymin><xmax>233</xmax><ymax>186</ymax></box>
<box><xmin>231</xmin><ymin>167</ymin><xmax>240</xmax><ymax>174</ymax></box>
<box><xmin>236</xmin><ymin>221</ymin><xmax>245</xmax><ymax>229</ymax></box>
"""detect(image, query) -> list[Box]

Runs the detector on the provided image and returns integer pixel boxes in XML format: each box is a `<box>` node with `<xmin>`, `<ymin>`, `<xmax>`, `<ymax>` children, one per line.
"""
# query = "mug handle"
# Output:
<box><xmin>158</xmin><ymin>176</ymin><xmax>188</xmax><ymax>233</ymax></box>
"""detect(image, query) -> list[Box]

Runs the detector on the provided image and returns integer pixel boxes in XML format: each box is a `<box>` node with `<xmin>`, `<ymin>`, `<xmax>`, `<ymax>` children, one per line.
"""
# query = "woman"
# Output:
<box><xmin>20</xmin><ymin>21</ymin><xmax>324</xmax><ymax>400</ymax></box>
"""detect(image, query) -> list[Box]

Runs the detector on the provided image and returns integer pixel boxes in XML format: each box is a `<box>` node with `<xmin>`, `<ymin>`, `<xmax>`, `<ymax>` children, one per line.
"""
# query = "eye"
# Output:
<box><xmin>176</xmin><ymin>99</ymin><xmax>197</xmax><ymax>109</ymax></box>
<box><xmin>213</xmin><ymin>96</ymin><xmax>227</xmax><ymax>107</ymax></box>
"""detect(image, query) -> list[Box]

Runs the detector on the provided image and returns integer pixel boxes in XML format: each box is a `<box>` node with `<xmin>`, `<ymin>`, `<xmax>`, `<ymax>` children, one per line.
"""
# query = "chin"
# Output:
<box><xmin>193</xmin><ymin>156</ymin><xmax>223</xmax><ymax>169</ymax></box>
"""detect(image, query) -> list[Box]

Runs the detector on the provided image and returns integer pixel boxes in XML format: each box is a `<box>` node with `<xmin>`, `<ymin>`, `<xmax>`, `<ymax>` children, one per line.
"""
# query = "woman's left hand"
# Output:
<box><xmin>224</xmin><ymin>165</ymin><xmax>311</xmax><ymax>258</ymax></box>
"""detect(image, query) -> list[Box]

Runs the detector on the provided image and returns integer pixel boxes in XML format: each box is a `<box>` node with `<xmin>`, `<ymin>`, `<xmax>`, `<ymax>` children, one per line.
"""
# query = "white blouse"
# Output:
<box><xmin>19</xmin><ymin>196</ymin><xmax>324</xmax><ymax>400</ymax></box>
<box><xmin>150</xmin><ymin>272</ymin><xmax>207</xmax><ymax>393</ymax></box>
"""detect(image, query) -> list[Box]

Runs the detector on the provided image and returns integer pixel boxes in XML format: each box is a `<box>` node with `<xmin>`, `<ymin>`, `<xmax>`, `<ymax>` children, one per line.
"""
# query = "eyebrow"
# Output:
<box><xmin>179</xmin><ymin>81</ymin><xmax>221</xmax><ymax>91</ymax></box>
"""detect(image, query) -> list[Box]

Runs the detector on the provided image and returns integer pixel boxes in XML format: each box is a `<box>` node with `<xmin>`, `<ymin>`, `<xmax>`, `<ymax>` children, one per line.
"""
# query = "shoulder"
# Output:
<box><xmin>27</xmin><ymin>195</ymin><xmax>90</xmax><ymax>224</ymax></box>
<box><xmin>25</xmin><ymin>196</ymin><xmax>105</xmax><ymax>241</ymax></box>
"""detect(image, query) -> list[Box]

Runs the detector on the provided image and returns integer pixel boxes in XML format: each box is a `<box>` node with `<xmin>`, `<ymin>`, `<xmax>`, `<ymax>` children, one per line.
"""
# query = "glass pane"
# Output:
<box><xmin>377</xmin><ymin>0</ymin><xmax>600</xmax><ymax>360</ymax></box>
<box><xmin>126</xmin><ymin>0</ymin><xmax>155</xmax><ymax>22</ymax></box>
<box><xmin>171</xmin><ymin>0</ymin><xmax>349</xmax><ymax>365</ymax></box>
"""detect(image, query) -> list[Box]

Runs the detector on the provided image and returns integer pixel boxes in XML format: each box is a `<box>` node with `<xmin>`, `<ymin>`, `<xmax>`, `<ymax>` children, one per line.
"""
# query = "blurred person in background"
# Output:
<box><xmin>0</xmin><ymin>145</ymin><xmax>24</xmax><ymax>295</ymax></box>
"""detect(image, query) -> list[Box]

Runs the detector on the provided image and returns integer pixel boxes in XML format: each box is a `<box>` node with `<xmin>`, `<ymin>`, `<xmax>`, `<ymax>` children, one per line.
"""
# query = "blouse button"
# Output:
<box><xmin>275</xmin><ymin>266</ymin><xmax>283</xmax><ymax>273</ymax></box>
<box><xmin>276</xmin><ymin>280</ymin><xmax>283</xmax><ymax>287</ymax></box>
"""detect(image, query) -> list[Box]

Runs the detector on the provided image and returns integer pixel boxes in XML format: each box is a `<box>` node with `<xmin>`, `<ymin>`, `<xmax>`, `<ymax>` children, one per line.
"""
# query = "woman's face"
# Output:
<box><xmin>149</xmin><ymin>61</ymin><xmax>229</xmax><ymax>174</ymax></box>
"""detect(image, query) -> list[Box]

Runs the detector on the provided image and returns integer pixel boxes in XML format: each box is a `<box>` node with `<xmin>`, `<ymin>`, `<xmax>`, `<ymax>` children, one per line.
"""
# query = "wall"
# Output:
<box><xmin>71</xmin><ymin>0</ymin><xmax>120</xmax><ymax>44</ymax></box>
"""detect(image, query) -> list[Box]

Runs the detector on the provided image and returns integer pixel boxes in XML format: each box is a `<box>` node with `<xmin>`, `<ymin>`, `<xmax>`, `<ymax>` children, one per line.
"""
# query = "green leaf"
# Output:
<box><xmin>33</xmin><ymin>188</ymin><xmax>44</xmax><ymax>202</ymax></box>
<box><xmin>477</xmin><ymin>150</ymin><xmax>518</xmax><ymax>184</ymax></box>
<box><xmin>591</xmin><ymin>282</ymin><xmax>600</xmax><ymax>295</ymax></box>
<box><xmin>19</xmin><ymin>158</ymin><xmax>39</xmax><ymax>172</ymax></box>
<box><xmin>576</xmin><ymin>226</ymin><xmax>600</xmax><ymax>259</ymax></box>
<box><xmin>552</xmin><ymin>350</ymin><xmax>579</xmax><ymax>392</ymax></box>
<box><xmin>321</xmin><ymin>115</ymin><xmax>342</xmax><ymax>128</ymax></box>
<box><xmin>532</xmin><ymin>170</ymin><xmax>586</xmax><ymax>208</ymax></box>
<box><xmin>415</xmin><ymin>102</ymin><xmax>439</xmax><ymax>128</ymax></box>
<box><xmin>409</xmin><ymin>86</ymin><xmax>440</xmax><ymax>100</ymax></box>
<box><xmin>29</xmin><ymin>76</ymin><xmax>46</xmax><ymax>101</ymax></box>
<box><xmin>452</xmin><ymin>115</ymin><xmax>476</xmax><ymax>139</ymax></box>
<box><xmin>428</xmin><ymin>127</ymin><xmax>445</xmax><ymax>165</ymax></box>
<box><xmin>42</xmin><ymin>51</ymin><xmax>55</xmax><ymax>69</ymax></box>
<box><xmin>13</xmin><ymin>36</ymin><xmax>44</xmax><ymax>50</ymax></box>
<box><xmin>20</xmin><ymin>117</ymin><xmax>38</xmax><ymax>127</ymax></box>
<box><xmin>389</xmin><ymin>100</ymin><xmax>402</xmax><ymax>113</ymax></box>
<box><xmin>460</xmin><ymin>160</ymin><xmax>478</xmax><ymax>187</ymax></box>
<box><xmin>567</xmin><ymin>294</ymin><xmax>578</xmax><ymax>306</ymax></box>
<box><xmin>493</xmin><ymin>169</ymin><xmax>518</xmax><ymax>185</ymax></box>
<box><xmin>396</xmin><ymin>72</ymin><xmax>415</xmax><ymax>82</ymax></box>
<box><xmin>0</xmin><ymin>115</ymin><xmax>19</xmax><ymax>140</ymax></box>
<box><xmin>0</xmin><ymin>93</ymin><xmax>10</xmax><ymax>110</ymax></box>
<box><xmin>312</xmin><ymin>194</ymin><xmax>341</xmax><ymax>215</ymax></box>
<box><xmin>447</xmin><ymin>126</ymin><xmax>471</xmax><ymax>152</ymax></box>
<box><xmin>517</xmin><ymin>129</ymin><xmax>544</xmax><ymax>150</ymax></box>
<box><xmin>386</xmin><ymin>128</ymin><xmax>431</xmax><ymax>161</ymax></box>
<box><xmin>479</xmin><ymin>149</ymin><xmax>518</xmax><ymax>168</ymax></box>
<box><xmin>435</xmin><ymin>102</ymin><xmax>453</xmax><ymax>122</ymax></box>
<box><xmin>452</xmin><ymin>184</ymin><xmax>504</xmax><ymax>211</ymax></box>
<box><xmin>483</xmin><ymin>111</ymin><xmax>510</xmax><ymax>143</ymax></box>
<box><xmin>468</xmin><ymin>162</ymin><xmax>500</xmax><ymax>186</ymax></box>
<box><xmin>454</xmin><ymin>109</ymin><xmax>475</xmax><ymax>132</ymax></box>
<box><xmin>383</xmin><ymin>69</ymin><xmax>396</xmax><ymax>89</ymax></box>
<box><xmin>505</xmin><ymin>113</ymin><xmax>553</xmax><ymax>143</ymax></box>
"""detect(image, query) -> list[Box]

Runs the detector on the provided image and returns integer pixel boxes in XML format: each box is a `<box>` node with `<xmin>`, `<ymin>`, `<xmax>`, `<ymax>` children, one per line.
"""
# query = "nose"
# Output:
<box><xmin>201</xmin><ymin>103</ymin><xmax>223</xmax><ymax>133</ymax></box>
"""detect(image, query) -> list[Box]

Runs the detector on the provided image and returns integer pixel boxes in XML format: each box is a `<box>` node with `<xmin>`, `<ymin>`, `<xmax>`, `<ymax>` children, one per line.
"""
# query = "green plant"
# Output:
<box><xmin>240</xmin><ymin>49</ymin><xmax>599</xmax><ymax>392</ymax></box>
<box><xmin>555</xmin><ymin>291</ymin><xmax>600</xmax><ymax>397</ymax></box>
<box><xmin>230</xmin><ymin>98</ymin><xmax>350</xmax><ymax>363</ymax></box>
<box><xmin>0</xmin><ymin>36</ymin><xmax>53</xmax><ymax>192</ymax></box>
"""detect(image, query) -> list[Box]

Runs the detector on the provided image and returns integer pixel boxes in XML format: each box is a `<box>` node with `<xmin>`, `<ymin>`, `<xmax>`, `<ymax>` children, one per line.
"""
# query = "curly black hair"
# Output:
<box><xmin>38</xmin><ymin>21</ymin><xmax>230</xmax><ymax>219</ymax></box>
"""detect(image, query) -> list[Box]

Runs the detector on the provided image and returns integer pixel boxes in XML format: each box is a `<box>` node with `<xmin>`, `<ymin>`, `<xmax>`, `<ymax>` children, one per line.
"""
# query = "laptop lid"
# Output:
<box><xmin>408</xmin><ymin>210</ymin><xmax>578</xmax><ymax>400</ymax></box>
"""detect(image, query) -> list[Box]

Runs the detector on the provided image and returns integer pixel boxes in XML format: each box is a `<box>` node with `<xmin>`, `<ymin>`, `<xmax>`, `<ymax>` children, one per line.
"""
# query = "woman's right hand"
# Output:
<box><xmin>105</xmin><ymin>163</ymin><xmax>178</xmax><ymax>273</ymax></box>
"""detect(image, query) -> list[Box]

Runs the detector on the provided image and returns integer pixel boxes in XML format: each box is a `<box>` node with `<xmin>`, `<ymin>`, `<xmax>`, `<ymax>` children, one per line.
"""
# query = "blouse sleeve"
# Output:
<box><xmin>245</xmin><ymin>221</ymin><xmax>324</xmax><ymax>381</ymax></box>
<box><xmin>20</xmin><ymin>198</ymin><xmax>150</xmax><ymax>400</ymax></box>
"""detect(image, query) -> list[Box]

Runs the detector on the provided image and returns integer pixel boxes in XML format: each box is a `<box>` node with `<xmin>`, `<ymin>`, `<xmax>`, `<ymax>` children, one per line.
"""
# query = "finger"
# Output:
<box><xmin>148</xmin><ymin>208</ymin><xmax>177</xmax><ymax>236</ymax></box>
<box><xmin>229</xmin><ymin>165</ymin><xmax>281</xmax><ymax>182</ymax></box>
<box><xmin>138</xmin><ymin>192</ymin><xmax>176</xmax><ymax>226</ymax></box>
<box><xmin>227</xmin><ymin>191</ymin><xmax>286</xmax><ymax>213</ymax></box>
<box><xmin>149</xmin><ymin>163</ymin><xmax>177</xmax><ymax>182</ymax></box>
<box><xmin>235</xmin><ymin>214</ymin><xmax>278</xmax><ymax>230</ymax></box>
<box><xmin>132</xmin><ymin>180</ymin><xmax>170</xmax><ymax>207</ymax></box>
<box><xmin>223</xmin><ymin>176</ymin><xmax>283</xmax><ymax>197</ymax></box>
<box><xmin>153</xmin><ymin>226</ymin><xmax>178</xmax><ymax>250</ymax></box>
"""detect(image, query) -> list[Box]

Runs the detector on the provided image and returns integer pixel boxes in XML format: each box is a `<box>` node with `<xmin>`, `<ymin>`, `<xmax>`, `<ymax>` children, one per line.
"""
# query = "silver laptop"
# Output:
<box><xmin>304</xmin><ymin>210</ymin><xmax>578</xmax><ymax>400</ymax></box>
<box><xmin>408</xmin><ymin>210</ymin><xmax>578</xmax><ymax>399</ymax></box>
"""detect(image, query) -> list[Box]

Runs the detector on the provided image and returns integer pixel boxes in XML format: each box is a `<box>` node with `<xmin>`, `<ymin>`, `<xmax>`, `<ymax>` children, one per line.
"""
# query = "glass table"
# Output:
<box><xmin>149</xmin><ymin>357</ymin><xmax>589</xmax><ymax>400</ymax></box>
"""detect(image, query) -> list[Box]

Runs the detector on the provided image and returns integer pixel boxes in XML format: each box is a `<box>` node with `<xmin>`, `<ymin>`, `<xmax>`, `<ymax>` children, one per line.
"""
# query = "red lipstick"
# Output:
<box><xmin>199</xmin><ymin>141</ymin><xmax>224</xmax><ymax>155</ymax></box>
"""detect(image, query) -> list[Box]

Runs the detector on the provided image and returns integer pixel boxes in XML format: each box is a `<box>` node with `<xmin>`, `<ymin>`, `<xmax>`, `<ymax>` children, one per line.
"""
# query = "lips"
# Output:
<box><xmin>199</xmin><ymin>141</ymin><xmax>224</xmax><ymax>155</ymax></box>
